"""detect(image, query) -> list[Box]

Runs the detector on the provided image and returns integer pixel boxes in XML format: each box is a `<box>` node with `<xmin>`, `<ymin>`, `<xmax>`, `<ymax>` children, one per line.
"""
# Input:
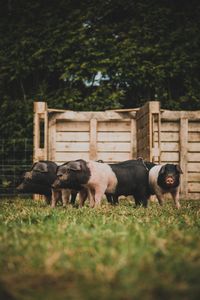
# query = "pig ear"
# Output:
<box><xmin>176</xmin><ymin>165</ymin><xmax>183</xmax><ymax>174</ymax></box>
<box><xmin>68</xmin><ymin>161</ymin><xmax>82</xmax><ymax>171</ymax></box>
<box><xmin>159</xmin><ymin>165</ymin><xmax>166</xmax><ymax>175</ymax></box>
<box><xmin>33</xmin><ymin>162</ymin><xmax>48</xmax><ymax>173</ymax></box>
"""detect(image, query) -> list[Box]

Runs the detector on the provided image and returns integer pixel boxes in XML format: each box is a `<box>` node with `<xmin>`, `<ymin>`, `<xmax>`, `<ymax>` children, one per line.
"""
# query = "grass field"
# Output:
<box><xmin>0</xmin><ymin>197</ymin><xmax>200</xmax><ymax>300</ymax></box>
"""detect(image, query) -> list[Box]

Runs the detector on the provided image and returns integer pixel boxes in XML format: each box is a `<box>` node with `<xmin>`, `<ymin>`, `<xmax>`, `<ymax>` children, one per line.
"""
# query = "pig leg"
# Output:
<box><xmin>79</xmin><ymin>188</ymin><xmax>89</xmax><ymax>208</ymax></box>
<box><xmin>171</xmin><ymin>189</ymin><xmax>181</xmax><ymax>209</ymax></box>
<box><xmin>51</xmin><ymin>189</ymin><xmax>60</xmax><ymax>208</ymax></box>
<box><xmin>45</xmin><ymin>195</ymin><xmax>51</xmax><ymax>205</ymax></box>
<box><xmin>106</xmin><ymin>194</ymin><xmax>113</xmax><ymax>204</ymax></box>
<box><xmin>70</xmin><ymin>190</ymin><xmax>77</xmax><ymax>206</ymax></box>
<box><xmin>153</xmin><ymin>187</ymin><xmax>164</xmax><ymax>206</ymax></box>
<box><xmin>94</xmin><ymin>187</ymin><xmax>106</xmax><ymax>207</ymax></box>
<box><xmin>61</xmin><ymin>189</ymin><xmax>71</xmax><ymax>207</ymax></box>
<box><xmin>112</xmin><ymin>195</ymin><xmax>119</xmax><ymax>205</ymax></box>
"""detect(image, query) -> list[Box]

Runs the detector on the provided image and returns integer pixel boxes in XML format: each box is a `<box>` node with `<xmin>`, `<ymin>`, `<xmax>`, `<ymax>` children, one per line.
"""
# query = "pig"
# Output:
<box><xmin>17</xmin><ymin>160</ymin><xmax>77</xmax><ymax>207</ymax></box>
<box><xmin>52</xmin><ymin>159</ymin><xmax>118</xmax><ymax>208</ymax></box>
<box><xmin>53</xmin><ymin>159</ymin><xmax>155</xmax><ymax>208</ymax></box>
<box><xmin>149</xmin><ymin>163</ymin><xmax>183</xmax><ymax>209</ymax></box>
<box><xmin>105</xmin><ymin>159</ymin><xmax>155</xmax><ymax>207</ymax></box>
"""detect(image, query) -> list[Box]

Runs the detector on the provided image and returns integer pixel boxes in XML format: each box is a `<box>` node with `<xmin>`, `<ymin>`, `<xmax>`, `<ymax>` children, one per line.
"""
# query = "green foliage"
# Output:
<box><xmin>0</xmin><ymin>0</ymin><xmax>200</xmax><ymax>142</ymax></box>
<box><xmin>0</xmin><ymin>198</ymin><xmax>200</xmax><ymax>299</ymax></box>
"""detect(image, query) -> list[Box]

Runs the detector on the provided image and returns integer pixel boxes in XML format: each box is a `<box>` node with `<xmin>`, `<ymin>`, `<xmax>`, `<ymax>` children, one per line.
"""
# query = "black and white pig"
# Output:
<box><xmin>17</xmin><ymin>160</ymin><xmax>77</xmax><ymax>207</ymax></box>
<box><xmin>149</xmin><ymin>163</ymin><xmax>183</xmax><ymax>209</ymax></box>
<box><xmin>53</xmin><ymin>159</ymin><xmax>154</xmax><ymax>208</ymax></box>
<box><xmin>106</xmin><ymin>159</ymin><xmax>155</xmax><ymax>206</ymax></box>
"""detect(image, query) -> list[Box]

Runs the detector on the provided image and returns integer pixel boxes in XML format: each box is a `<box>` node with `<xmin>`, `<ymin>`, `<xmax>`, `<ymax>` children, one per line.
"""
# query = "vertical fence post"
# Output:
<box><xmin>89</xmin><ymin>119</ymin><xmax>97</xmax><ymax>160</ymax></box>
<box><xmin>33</xmin><ymin>102</ymin><xmax>48</xmax><ymax>162</ymax></box>
<box><xmin>180</xmin><ymin>115</ymin><xmax>188</xmax><ymax>199</ymax></box>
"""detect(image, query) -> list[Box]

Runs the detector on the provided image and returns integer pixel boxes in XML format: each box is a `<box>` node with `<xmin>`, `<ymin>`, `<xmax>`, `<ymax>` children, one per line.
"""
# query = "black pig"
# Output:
<box><xmin>149</xmin><ymin>163</ymin><xmax>183</xmax><ymax>208</ymax></box>
<box><xmin>17</xmin><ymin>161</ymin><xmax>77</xmax><ymax>207</ymax></box>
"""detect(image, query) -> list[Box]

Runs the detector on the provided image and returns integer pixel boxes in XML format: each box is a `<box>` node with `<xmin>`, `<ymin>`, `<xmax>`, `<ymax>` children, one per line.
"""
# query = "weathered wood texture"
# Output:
<box><xmin>33</xmin><ymin>101</ymin><xmax>200</xmax><ymax>200</ymax></box>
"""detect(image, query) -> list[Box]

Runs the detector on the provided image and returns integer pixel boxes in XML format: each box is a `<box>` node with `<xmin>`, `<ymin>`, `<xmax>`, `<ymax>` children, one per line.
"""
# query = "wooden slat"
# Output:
<box><xmin>187</xmin><ymin>193</ymin><xmax>200</xmax><ymax>200</ymax></box>
<box><xmin>56</xmin><ymin>132</ymin><xmax>89</xmax><ymax>142</ymax></box>
<box><xmin>97</xmin><ymin>132</ymin><xmax>130</xmax><ymax>142</ymax></box>
<box><xmin>162</xmin><ymin>110</ymin><xmax>200</xmax><ymax>121</ymax></box>
<box><xmin>97</xmin><ymin>152</ymin><xmax>130</xmax><ymax>162</ymax></box>
<box><xmin>154</xmin><ymin>132</ymin><xmax>179</xmax><ymax>142</ymax></box>
<box><xmin>188</xmin><ymin>173</ymin><xmax>200</xmax><ymax>182</ymax></box>
<box><xmin>188</xmin><ymin>182</ymin><xmax>200</xmax><ymax>193</ymax></box>
<box><xmin>188</xmin><ymin>142</ymin><xmax>200</xmax><ymax>152</ymax></box>
<box><xmin>55</xmin><ymin>152</ymin><xmax>89</xmax><ymax>162</ymax></box>
<box><xmin>154</xmin><ymin>142</ymin><xmax>179</xmax><ymax>152</ymax></box>
<box><xmin>56</xmin><ymin>121</ymin><xmax>89</xmax><ymax>132</ymax></box>
<box><xmin>188</xmin><ymin>122</ymin><xmax>200</xmax><ymax>132</ymax></box>
<box><xmin>188</xmin><ymin>163</ymin><xmax>200</xmax><ymax>172</ymax></box>
<box><xmin>98</xmin><ymin>121</ymin><xmax>131</xmax><ymax>132</ymax></box>
<box><xmin>154</xmin><ymin>122</ymin><xmax>179</xmax><ymax>132</ymax></box>
<box><xmin>188</xmin><ymin>132</ymin><xmax>200</xmax><ymax>142</ymax></box>
<box><xmin>56</xmin><ymin>142</ymin><xmax>89</xmax><ymax>152</ymax></box>
<box><xmin>188</xmin><ymin>152</ymin><xmax>200</xmax><ymax>162</ymax></box>
<box><xmin>90</xmin><ymin>119</ymin><xmax>97</xmax><ymax>160</ymax></box>
<box><xmin>160</xmin><ymin>152</ymin><xmax>179</xmax><ymax>162</ymax></box>
<box><xmin>97</xmin><ymin>142</ymin><xmax>130</xmax><ymax>152</ymax></box>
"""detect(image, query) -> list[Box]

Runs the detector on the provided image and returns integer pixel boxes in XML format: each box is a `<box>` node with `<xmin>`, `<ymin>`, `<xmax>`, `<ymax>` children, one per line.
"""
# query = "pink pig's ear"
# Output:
<box><xmin>176</xmin><ymin>165</ymin><xmax>183</xmax><ymax>174</ymax></box>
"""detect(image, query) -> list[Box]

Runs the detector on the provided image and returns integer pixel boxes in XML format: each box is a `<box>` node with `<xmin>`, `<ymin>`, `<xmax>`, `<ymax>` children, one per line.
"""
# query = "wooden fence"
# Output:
<box><xmin>34</xmin><ymin>101</ymin><xmax>200</xmax><ymax>200</ymax></box>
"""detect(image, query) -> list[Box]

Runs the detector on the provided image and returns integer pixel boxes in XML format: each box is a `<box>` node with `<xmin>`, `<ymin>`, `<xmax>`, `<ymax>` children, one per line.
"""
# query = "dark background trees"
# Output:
<box><xmin>1</xmin><ymin>0</ymin><xmax>200</xmax><ymax>140</ymax></box>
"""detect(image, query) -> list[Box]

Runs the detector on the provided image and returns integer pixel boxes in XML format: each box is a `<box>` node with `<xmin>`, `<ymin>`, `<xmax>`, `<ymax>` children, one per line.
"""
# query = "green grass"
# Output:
<box><xmin>0</xmin><ymin>198</ymin><xmax>200</xmax><ymax>300</ymax></box>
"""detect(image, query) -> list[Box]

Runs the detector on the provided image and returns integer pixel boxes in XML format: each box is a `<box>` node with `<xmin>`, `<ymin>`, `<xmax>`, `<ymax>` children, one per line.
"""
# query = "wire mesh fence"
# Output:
<box><xmin>0</xmin><ymin>138</ymin><xmax>33</xmax><ymax>197</ymax></box>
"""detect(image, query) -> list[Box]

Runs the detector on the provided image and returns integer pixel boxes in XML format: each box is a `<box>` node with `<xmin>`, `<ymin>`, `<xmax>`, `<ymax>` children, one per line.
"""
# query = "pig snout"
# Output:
<box><xmin>165</xmin><ymin>176</ymin><xmax>175</xmax><ymax>186</ymax></box>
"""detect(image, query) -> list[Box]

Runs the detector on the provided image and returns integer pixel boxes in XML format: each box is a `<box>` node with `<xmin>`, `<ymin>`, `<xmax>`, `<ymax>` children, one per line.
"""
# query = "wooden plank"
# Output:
<box><xmin>188</xmin><ymin>182</ymin><xmax>200</xmax><ymax>193</ymax></box>
<box><xmin>188</xmin><ymin>163</ymin><xmax>200</xmax><ymax>172</ymax></box>
<box><xmin>48</xmin><ymin>118</ymin><xmax>56</xmax><ymax>161</ymax></box>
<box><xmin>33</xmin><ymin>110</ymin><xmax>39</xmax><ymax>162</ymax></box>
<box><xmin>55</xmin><ymin>152</ymin><xmax>89</xmax><ymax>162</ymax></box>
<box><xmin>56</xmin><ymin>142</ymin><xmax>89</xmax><ymax>152</ymax></box>
<box><xmin>97</xmin><ymin>152</ymin><xmax>130</xmax><ymax>162</ymax></box>
<box><xmin>152</xmin><ymin>113</ymin><xmax>161</xmax><ymax>163</ymax></box>
<box><xmin>90</xmin><ymin>119</ymin><xmax>97</xmax><ymax>160</ymax></box>
<box><xmin>56</xmin><ymin>132</ymin><xmax>89</xmax><ymax>142</ymax></box>
<box><xmin>97</xmin><ymin>142</ymin><xmax>130</xmax><ymax>152</ymax></box>
<box><xmin>187</xmin><ymin>193</ymin><xmax>200</xmax><ymax>200</ymax></box>
<box><xmin>97</xmin><ymin>132</ymin><xmax>130</xmax><ymax>142</ymax></box>
<box><xmin>180</xmin><ymin>117</ymin><xmax>188</xmax><ymax>197</ymax></box>
<box><xmin>188</xmin><ymin>142</ymin><xmax>200</xmax><ymax>152</ymax></box>
<box><xmin>188</xmin><ymin>122</ymin><xmax>200</xmax><ymax>132</ymax></box>
<box><xmin>44</xmin><ymin>110</ymin><xmax>48</xmax><ymax>160</ymax></box>
<box><xmin>160</xmin><ymin>152</ymin><xmax>179</xmax><ymax>162</ymax></box>
<box><xmin>188</xmin><ymin>173</ymin><xmax>200</xmax><ymax>182</ymax></box>
<box><xmin>162</xmin><ymin>110</ymin><xmax>200</xmax><ymax>121</ymax></box>
<box><xmin>154</xmin><ymin>132</ymin><xmax>179</xmax><ymax>142</ymax></box>
<box><xmin>159</xmin><ymin>121</ymin><xmax>179</xmax><ymax>132</ymax></box>
<box><xmin>53</xmin><ymin>110</ymin><xmax>131</xmax><ymax>121</ymax></box>
<box><xmin>98</xmin><ymin>121</ymin><xmax>131</xmax><ymax>132</ymax></box>
<box><xmin>56</xmin><ymin>121</ymin><xmax>89</xmax><ymax>132</ymax></box>
<box><xmin>188</xmin><ymin>132</ymin><xmax>200</xmax><ymax>142</ymax></box>
<box><xmin>188</xmin><ymin>152</ymin><xmax>200</xmax><ymax>162</ymax></box>
<box><xmin>154</xmin><ymin>142</ymin><xmax>179</xmax><ymax>152</ymax></box>
<box><xmin>130</xmin><ymin>119</ymin><xmax>137</xmax><ymax>158</ymax></box>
